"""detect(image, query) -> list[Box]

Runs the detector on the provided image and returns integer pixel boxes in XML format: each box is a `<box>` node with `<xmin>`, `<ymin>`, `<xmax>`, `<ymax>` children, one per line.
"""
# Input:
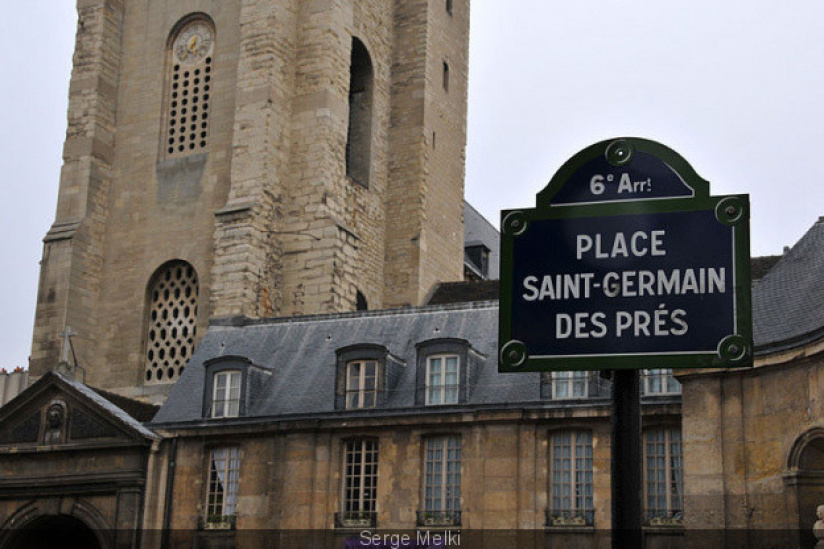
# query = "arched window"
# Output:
<box><xmin>345</xmin><ymin>38</ymin><xmax>373</xmax><ymax>186</ymax></box>
<box><xmin>163</xmin><ymin>16</ymin><xmax>215</xmax><ymax>158</ymax></box>
<box><xmin>144</xmin><ymin>261</ymin><xmax>199</xmax><ymax>384</ymax></box>
<box><xmin>356</xmin><ymin>290</ymin><xmax>368</xmax><ymax>311</ymax></box>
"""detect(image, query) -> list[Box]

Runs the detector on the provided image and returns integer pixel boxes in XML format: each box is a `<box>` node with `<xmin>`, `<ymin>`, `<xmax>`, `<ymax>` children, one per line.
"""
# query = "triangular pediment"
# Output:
<box><xmin>0</xmin><ymin>372</ymin><xmax>158</xmax><ymax>449</ymax></box>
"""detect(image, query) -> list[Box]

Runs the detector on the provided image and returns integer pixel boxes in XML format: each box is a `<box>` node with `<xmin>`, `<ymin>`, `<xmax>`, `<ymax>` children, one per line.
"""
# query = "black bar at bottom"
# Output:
<box><xmin>611</xmin><ymin>369</ymin><xmax>643</xmax><ymax>549</ymax></box>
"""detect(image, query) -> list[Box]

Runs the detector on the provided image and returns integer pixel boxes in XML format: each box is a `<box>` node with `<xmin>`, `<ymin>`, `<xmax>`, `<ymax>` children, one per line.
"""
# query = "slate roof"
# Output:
<box><xmin>751</xmin><ymin>255</ymin><xmax>782</xmax><ymax>283</ymax></box>
<box><xmin>753</xmin><ymin>217</ymin><xmax>824</xmax><ymax>352</ymax></box>
<box><xmin>463</xmin><ymin>202</ymin><xmax>500</xmax><ymax>279</ymax></box>
<box><xmin>55</xmin><ymin>372</ymin><xmax>160</xmax><ymax>440</ymax></box>
<box><xmin>152</xmin><ymin>301</ymin><xmax>549</xmax><ymax>425</ymax></box>
<box><xmin>426</xmin><ymin>280</ymin><xmax>499</xmax><ymax>305</ymax></box>
<box><xmin>92</xmin><ymin>387</ymin><xmax>160</xmax><ymax>423</ymax></box>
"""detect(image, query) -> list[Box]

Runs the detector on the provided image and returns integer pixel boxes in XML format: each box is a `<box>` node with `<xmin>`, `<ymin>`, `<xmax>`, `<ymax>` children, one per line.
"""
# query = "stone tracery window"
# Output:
<box><xmin>164</xmin><ymin>16</ymin><xmax>215</xmax><ymax>158</ymax></box>
<box><xmin>144</xmin><ymin>261</ymin><xmax>199</xmax><ymax>384</ymax></box>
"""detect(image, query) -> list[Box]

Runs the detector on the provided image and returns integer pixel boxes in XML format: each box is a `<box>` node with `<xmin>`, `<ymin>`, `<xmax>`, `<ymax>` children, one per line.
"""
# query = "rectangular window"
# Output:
<box><xmin>644</xmin><ymin>369</ymin><xmax>681</xmax><ymax>395</ymax></box>
<box><xmin>426</xmin><ymin>354</ymin><xmax>460</xmax><ymax>405</ymax></box>
<box><xmin>212</xmin><ymin>371</ymin><xmax>241</xmax><ymax>418</ymax></box>
<box><xmin>205</xmin><ymin>447</ymin><xmax>241</xmax><ymax>527</ymax></box>
<box><xmin>552</xmin><ymin>371</ymin><xmax>588</xmax><ymax>399</ymax></box>
<box><xmin>421</xmin><ymin>435</ymin><xmax>462</xmax><ymax>526</ymax></box>
<box><xmin>346</xmin><ymin>360</ymin><xmax>378</xmax><ymax>409</ymax></box>
<box><xmin>548</xmin><ymin>431</ymin><xmax>594</xmax><ymax>526</ymax></box>
<box><xmin>645</xmin><ymin>428</ymin><xmax>683</xmax><ymax>525</ymax></box>
<box><xmin>341</xmin><ymin>439</ymin><xmax>379</xmax><ymax>526</ymax></box>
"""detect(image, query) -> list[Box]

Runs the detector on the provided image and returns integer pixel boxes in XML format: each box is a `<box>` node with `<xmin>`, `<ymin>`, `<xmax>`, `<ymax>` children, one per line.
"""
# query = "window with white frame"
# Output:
<box><xmin>211</xmin><ymin>370</ymin><xmax>241</xmax><ymax>418</ymax></box>
<box><xmin>346</xmin><ymin>360</ymin><xmax>378</xmax><ymax>409</ymax></box>
<box><xmin>644</xmin><ymin>427</ymin><xmax>683</xmax><ymax>525</ymax></box>
<box><xmin>552</xmin><ymin>371</ymin><xmax>588</xmax><ymax>399</ymax></box>
<box><xmin>644</xmin><ymin>369</ymin><xmax>681</xmax><ymax>395</ymax></box>
<box><xmin>426</xmin><ymin>354</ymin><xmax>460</xmax><ymax>405</ymax></box>
<box><xmin>342</xmin><ymin>439</ymin><xmax>379</xmax><ymax>521</ymax></box>
<box><xmin>205</xmin><ymin>447</ymin><xmax>241</xmax><ymax>526</ymax></box>
<box><xmin>422</xmin><ymin>435</ymin><xmax>461</xmax><ymax>524</ymax></box>
<box><xmin>548</xmin><ymin>431</ymin><xmax>594</xmax><ymax>525</ymax></box>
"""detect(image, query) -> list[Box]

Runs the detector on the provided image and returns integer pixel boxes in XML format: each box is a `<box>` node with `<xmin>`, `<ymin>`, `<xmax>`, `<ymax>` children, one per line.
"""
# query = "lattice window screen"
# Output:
<box><xmin>145</xmin><ymin>262</ymin><xmax>198</xmax><ymax>384</ymax></box>
<box><xmin>164</xmin><ymin>18</ymin><xmax>214</xmax><ymax>158</ymax></box>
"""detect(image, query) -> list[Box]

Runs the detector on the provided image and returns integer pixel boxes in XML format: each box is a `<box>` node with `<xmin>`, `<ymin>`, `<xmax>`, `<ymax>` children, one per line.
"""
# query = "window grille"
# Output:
<box><xmin>165</xmin><ymin>18</ymin><xmax>214</xmax><ymax>158</ymax></box>
<box><xmin>144</xmin><ymin>261</ymin><xmax>198</xmax><ymax>383</ymax></box>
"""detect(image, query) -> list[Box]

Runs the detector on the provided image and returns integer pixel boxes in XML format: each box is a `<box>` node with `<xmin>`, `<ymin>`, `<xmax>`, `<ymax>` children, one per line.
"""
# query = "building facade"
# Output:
<box><xmin>30</xmin><ymin>0</ymin><xmax>470</xmax><ymax>402</ymax></box>
<box><xmin>680</xmin><ymin>217</ymin><xmax>824</xmax><ymax>549</ymax></box>
<box><xmin>147</xmin><ymin>300</ymin><xmax>685</xmax><ymax>549</ymax></box>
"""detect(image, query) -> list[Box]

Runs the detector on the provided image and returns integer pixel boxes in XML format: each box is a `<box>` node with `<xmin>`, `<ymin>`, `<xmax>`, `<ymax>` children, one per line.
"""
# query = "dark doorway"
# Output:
<box><xmin>4</xmin><ymin>515</ymin><xmax>102</xmax><ymax>549</ymax></box>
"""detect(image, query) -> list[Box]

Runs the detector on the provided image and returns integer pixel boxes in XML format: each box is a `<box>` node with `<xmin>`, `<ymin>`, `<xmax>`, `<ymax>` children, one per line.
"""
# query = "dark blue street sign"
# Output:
<box><xmin>498</xmin><ymin>138</ymin><xmax>752</xmax><ymax>371</ymax></box>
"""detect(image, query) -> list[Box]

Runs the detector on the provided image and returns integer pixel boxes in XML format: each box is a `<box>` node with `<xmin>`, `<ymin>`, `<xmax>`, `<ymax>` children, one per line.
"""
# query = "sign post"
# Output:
<box><xmin>498</xmin><ymin>138</ymin><xmax>752</xmax><ymax>547</ymax></box>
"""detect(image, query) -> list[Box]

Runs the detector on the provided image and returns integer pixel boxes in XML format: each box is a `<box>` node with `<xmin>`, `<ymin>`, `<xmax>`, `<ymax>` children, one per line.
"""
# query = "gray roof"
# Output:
<box><xmin>464</xmin><ymin>202</ymin><xmax>500</xmax><ymax>279</ymax></box>
<box><xmin>753</xmin><ymin>217</ymin><xmax>824</xmax><ymax>352</ymax></box>
<box><xmin>55</xmin><ymin>372</ymin><xmax>160</xmax><ymax>440</ymax></box>
<box><xmin>152</xmin><ymin>302</ymin><xmax>546</xmax><ymax>425</ymax></box>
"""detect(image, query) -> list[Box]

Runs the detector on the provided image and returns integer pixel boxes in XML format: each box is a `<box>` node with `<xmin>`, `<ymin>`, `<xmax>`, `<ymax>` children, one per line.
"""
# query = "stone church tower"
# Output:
<box><xmin>30</xmin><ymin>0</ymin><xmax>470</xmax><ymax>401</ymax></box>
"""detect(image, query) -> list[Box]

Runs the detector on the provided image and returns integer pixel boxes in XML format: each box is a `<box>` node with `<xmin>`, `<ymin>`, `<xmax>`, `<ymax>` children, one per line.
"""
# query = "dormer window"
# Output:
<box><xmin>212</xmin><ymin>370</ymin><xmax>241</xmax><ymax>418</ymax></box>
<box><xmin>346</xmin><ymin>360</ymin><xmax>378</xmax><ymax>409</ymax></box>
<box><xmin>464</xmin><ymin>241</ymin><xmax>491</xmax><ymax>280</ymax></box>
<box><xmin>426</xmin><ymin>354</ymin><xmax>459</xmax><ymax>405</ymax></box>
<box><xmin>335</xmin><ymin>345</ymin><xmax>403</xmax><ymax>410</ymax></box>
<box><xmin>552</xmin><ymin>371</ymin><xmax>588</xmax><ymax>399</ymax></box>
<box><xmin>415</xmin><ymin>339</ymin><xmax>472</xmax><ymax>406</ymax></box>
<box><xmin>203</xmin><ymin>356</ymin><xmax>262</xmax><ymax>419</ymax></box>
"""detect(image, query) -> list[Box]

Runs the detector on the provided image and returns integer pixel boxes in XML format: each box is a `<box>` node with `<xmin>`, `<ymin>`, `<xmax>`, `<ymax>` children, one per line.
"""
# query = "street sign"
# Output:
<box><xmin>498</xmin><ymin>138</ymin><xmax>752</xmax><ymax>371</ymax></box>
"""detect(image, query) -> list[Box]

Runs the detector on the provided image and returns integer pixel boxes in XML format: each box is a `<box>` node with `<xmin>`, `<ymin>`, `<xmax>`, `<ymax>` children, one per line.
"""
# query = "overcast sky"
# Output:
<box><xmin>2</xmin><ymin>2</ymin><xmax>823</xmax><ymax>369</ymax></box>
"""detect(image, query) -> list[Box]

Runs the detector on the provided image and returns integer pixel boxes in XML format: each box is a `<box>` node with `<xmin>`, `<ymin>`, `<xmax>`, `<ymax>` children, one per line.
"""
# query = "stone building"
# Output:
<box><xmin>146</xmin><ymin>296</ymin><xmax>684</xmax><ymax>549</ymax></box>
<box><xmin>30</xmin><ymin>0</ymin><xmax>470</xmax><ymax>403</ymax></box>
<box><xmin>0</xmin><ymin>372</ymin><xmax>159</xmax><ymax>549</ymax></box>
<box><xmin>11</xmin><ymin>0</ymin><xmax>824</xmax><ymax>547</ymax></box>
<box><xmin>680</xmin><ymin>216</ymin><xmax>824</xmax><ymax>549</ymax></box>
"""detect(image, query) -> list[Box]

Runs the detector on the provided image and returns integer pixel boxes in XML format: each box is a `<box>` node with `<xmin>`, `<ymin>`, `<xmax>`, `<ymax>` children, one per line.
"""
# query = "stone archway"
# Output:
<box><xmin>786</xmin><ymin>429</ymin><xmax>824</xmax><ymax>548</ymax></box>
<box><xmin>2</xmin><ymin>514</ymin><xmax>102</xmax><ymax>549</ymax></box>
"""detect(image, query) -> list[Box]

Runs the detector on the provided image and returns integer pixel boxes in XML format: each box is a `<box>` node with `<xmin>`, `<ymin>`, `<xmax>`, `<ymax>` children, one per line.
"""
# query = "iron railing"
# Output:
<box><xmin>416</xmin><ymin>510</ymin><xmax>461</xmax><ymax>527</ymax></box>
<box><xmin>335</xmin><ymin>511</ymin><xmax>378</xmax><ymax>528</ymax></box>
<box><xmin>545</xmin><ymin>509</ymin><xmax>595</xmax><ymax>527</ymax></box>
<box><xmin>644</xmin><ymin>510</ymin><xmax>684</xmax><ymax>526</ymax></box>
<box><xmin>198</xmin><ymin>514</ymin><xmax>237</xmax><ymax>530</ymax></box>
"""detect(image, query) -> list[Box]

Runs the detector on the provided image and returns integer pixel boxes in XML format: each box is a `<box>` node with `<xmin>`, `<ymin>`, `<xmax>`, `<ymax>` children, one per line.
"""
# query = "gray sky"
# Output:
<box><xmin>2</xmin><ymin>2</ymin><xmax>823</xmax><ymax>369</ymax></box>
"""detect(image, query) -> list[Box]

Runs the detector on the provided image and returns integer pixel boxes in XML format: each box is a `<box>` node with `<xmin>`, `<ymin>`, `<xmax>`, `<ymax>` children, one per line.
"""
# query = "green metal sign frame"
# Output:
<box><xmin>498</xmin><ymin>137</ymin><xmax>752</xmax><ymax>372</ymax></box>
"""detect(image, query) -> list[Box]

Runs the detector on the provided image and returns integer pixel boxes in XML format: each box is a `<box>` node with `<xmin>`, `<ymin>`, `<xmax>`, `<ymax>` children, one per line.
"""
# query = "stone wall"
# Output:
<box><xmin>680</xmin><ymin>346</ymin><xmax>824</xmax><ymax>548</ymax></box>
<box><xmin>31</xmin><ymin>0</ymin><xmax>469</xmax><ymax>402</ymax></box>
<box><xmin>161</xmin><ymin>404</ymin><xmax>683</xmax><ymax>548</ymax></box>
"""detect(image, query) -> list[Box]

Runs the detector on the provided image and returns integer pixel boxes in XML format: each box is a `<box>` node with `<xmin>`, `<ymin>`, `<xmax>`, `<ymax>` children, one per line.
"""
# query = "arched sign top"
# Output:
<box><xmin>537</xmin><ymin>137</ymin><xmax>710</xmax><ymax>208</ymax></box>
